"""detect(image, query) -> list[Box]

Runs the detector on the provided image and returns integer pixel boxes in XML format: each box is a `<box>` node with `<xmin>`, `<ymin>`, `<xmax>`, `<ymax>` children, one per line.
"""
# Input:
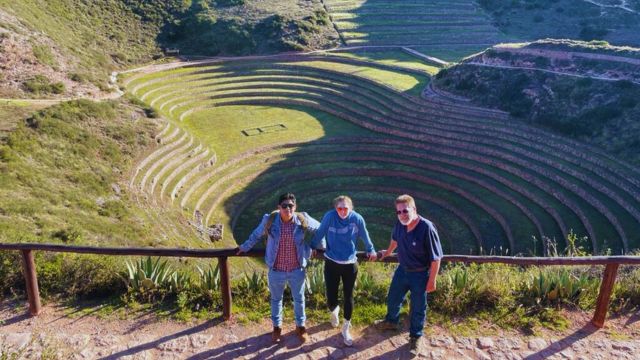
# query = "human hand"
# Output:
<box><xmin>367</xmin><ymin>252</ymin><xmax>377</xmax><ymax>261</ymax></box>
<box><xmin>378</xmin><ymin>250</ymin><xmax>387</xmax><ymax>261</ymax></box>
<box><xmin>426</xmin><ymin>279</ymin><xmax>437</xmax><ymax>293</ymax></box>
<box><xmin>236</xmin><ymin>247</ymin><xmax>245</xmax><ymax>255</ymax></box>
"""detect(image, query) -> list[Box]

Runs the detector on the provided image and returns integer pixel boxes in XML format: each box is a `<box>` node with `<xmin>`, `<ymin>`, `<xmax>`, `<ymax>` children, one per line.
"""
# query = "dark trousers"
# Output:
<box><xmin>385</xmin><ymin>266</ymin><xmax>429</xmax><ymax>337</ymax></box>
<box><xmin>324</xmin><ymin>258</ymin><xmax>358</xmax><ymax>321</ymax></box>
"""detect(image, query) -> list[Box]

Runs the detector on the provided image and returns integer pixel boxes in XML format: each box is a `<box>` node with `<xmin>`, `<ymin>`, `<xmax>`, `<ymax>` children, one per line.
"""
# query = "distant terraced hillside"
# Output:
<box><xmin>323</xmin><ymin>0</ymin><xmax>510</xmax><ymax>60</ymax></box>
<box><xmin>124</xmin><ymin>55</ymin><xmax>640</xmax><ymax>256</ymax></box>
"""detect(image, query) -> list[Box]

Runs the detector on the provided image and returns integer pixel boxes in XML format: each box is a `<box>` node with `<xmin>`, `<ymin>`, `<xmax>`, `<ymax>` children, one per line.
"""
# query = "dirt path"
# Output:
<box><xmin>1</xmin><ymin>301</ymin><xmax>639</xmax><ymax>359</ymax></box>
<box><xmin>464</xmin><ymin>62</ymin><xmax>640</xmax><ymax>85</ymax></box>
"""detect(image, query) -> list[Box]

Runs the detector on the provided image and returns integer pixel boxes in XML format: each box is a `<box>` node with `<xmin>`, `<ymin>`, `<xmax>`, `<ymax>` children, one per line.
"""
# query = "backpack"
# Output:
<box><xmin>262</xmin><ymin>210</ymin><xmax>310</xmax><ymax>245</ymax></box>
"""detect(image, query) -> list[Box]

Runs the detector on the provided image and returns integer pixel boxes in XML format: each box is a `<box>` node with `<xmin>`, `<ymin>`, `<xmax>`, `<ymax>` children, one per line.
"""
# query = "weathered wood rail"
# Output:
<box><xmin>1</xmin><ymin>243</ymin><xmax>639</xmax><ymax>328</ymax></box>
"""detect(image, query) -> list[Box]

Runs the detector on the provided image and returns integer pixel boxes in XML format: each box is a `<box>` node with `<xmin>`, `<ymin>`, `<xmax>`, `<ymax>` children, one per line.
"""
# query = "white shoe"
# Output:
<box><xmin>330</xmin><ymin>306</ymin><xmax>340</xmax><ymax>328</ymax></box>
<box><xmin>342</xmin><ymin>320</ymin><xmax>353</xmax><ymax>346</ymax></box>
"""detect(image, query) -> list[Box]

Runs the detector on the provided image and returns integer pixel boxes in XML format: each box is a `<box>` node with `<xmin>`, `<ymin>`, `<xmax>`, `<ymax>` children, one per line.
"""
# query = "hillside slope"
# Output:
<box><xmin>0</xmin><ymin>99</ymin><xmax>200</xmax><ymax>247</ymax></box>
<box><xmin>0</xmin><ymin>0</ymin><xmax>339</xmax><ymax>98</ymax></box>
<box><xmin>433</xmin><ymin>40</ymin><xmax>640</xmax><ymax>164</ymax></box>
<box><xmin>479</xmin><ymin>0</ymin><xmax>640</xmax><ymax>46</ymax></box>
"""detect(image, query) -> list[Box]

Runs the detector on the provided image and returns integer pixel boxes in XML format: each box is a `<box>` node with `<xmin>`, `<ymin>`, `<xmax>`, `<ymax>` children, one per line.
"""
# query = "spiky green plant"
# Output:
<box><xmin>125</xmin><ymin>257</ymin><xmax>175</xmax><ymax>291</ymax></box>
<box><xmin>170</xmin><ymin>271</ymin><xmax>193</xmax><ymax>292</ymax></box>
<box><xmin>305</xmin><ymin>261</ymin><xmax>325</xmax><ymax>295</ymax></box>
<box><xmin>522</xmin><ymin>268</ymin><xmax>594</xmax><ymax>305</ymax></box>
<box><xmin>197</xmin><ymin>263</ymin><xmax>220</xmax><ymax>291</ymax></box>
<box><xmin>237</xmin><ymin>270</ymin><xmax>268</xmax><ymax>296</ymax></box>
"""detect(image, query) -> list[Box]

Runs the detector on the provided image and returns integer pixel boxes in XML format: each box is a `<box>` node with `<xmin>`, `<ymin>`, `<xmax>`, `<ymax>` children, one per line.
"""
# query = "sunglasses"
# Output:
<box><xmin>280</xmin><ymin>203</ymin><xmax>295</xmax><ymax>209</ymax></box>
<box><xmin>396</xmin><ymin>209</ymin><xmax>411</xmax><ymax>215</ymax></box>
<box><xmin>336</xmin><ymin>207</ymin><xmax>349</xmax><ymax>211</ymax></box>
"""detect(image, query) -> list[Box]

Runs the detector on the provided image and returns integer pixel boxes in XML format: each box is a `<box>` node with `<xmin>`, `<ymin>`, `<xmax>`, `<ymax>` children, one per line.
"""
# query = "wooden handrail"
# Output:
<box><xmin>1</xmin><ymin>243</ymin><xmax>639</xmax><ymax>265</ymax></box>
<box><xmin>2</xmin><ymin>242</ymin><xmax>638</xmax><ymax>328</ymax></box>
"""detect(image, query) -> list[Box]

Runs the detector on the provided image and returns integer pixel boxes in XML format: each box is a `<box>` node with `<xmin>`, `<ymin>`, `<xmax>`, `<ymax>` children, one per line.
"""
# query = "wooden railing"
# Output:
<box><xmin>1</xmin><ymin>243</ymin><xmax>639</xmax><ymax>328</ymax></box>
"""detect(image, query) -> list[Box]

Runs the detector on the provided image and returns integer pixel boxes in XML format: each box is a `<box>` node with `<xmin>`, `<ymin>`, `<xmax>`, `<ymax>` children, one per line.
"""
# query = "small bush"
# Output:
<box><xmin>519</xmin><ymin>267</ymin><xmax>599</xmax><ymax>307</ymax></box>
<box><xmin>31</xmin><ymin>44</ymin><xmax>57</xmax><ymax>68</ymax></box>
<box><xmin>235</xmin><ymin>270</ymin><xmax>268</xmax><ymax>297</ymax></box>
<box><xmin>23</xmin><ymin>75</ymin><xmax>65</xmax><ymax>95</ymax></box>
<box><xmin>51</xmin><ymin>227</ymin><xmax>83</xmax><ymax>243</ymax></box>
<box><xmin>432</xmin><ymin>263</ymin><xmax>516</xmax><ymax>314</ymax></box>
<box><xmin>124</xmin><ymin>257</ymin><xmax>176</xmax><ymax>303</ymax></box>
<box><xmin>70</xmin><ymin>72</ymin><xmax>89</xmax><ymax>83</ymax></box>
<box><xmin>144</xmin><ymin>107</ymin><xmax>158</xmax><ymax>118</ymax></box>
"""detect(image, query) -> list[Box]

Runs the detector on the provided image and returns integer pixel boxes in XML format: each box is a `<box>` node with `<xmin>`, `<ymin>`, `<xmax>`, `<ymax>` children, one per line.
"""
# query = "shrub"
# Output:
<box><xmin>29</xmin><ymin>253</ymin><xmax>124</xmax><ymax>299</ymax></box>
<box><xmin>124</xmin><ymin>257</ymin><xmax>176</xmax><ymax>302</ymax></box>
<box><xmin>70</xmin><ymin>72</ymin><xmax>89</xmax><ymax>83</ymax></box>
<box><xmin>197</xmin><ymin>263</ymin><xmax>220</xmax><ymax>291</ymax></box>
<box><xmin>305</xmin><ymin>261</ymin><xmax>325</xmax><ymax>295</ymax></box>
<box><xmin>23</xmin><ymin>75</ymin><xmax>65</xmax><ymax>95</ymax></box>
<box><xmin>144</xmin><ymin>107</ymin><xmax>158</xmax><ymax>118</ymax></box>
<box><xmin>235</xmin><ymin>270</ymin><xmax>268</xmax><ymax>297</ymax></box>
<box><xmin>519</xmin><ymin>267</ymin><xmax>600</xmax><ymax>308</ymax></box>
<box><xmin>51</xmin><ymin>227</ymin><xmax>83</xmax><ymax>243</ymax></box>
<box><xmin>432</xmin><ymin>263</ymin><xmax>516</xmax><ymax>314</ymax></box>
<box><xmin>614</xmin><ymin>267</ymin><xmax>640</xmax><ymax>309</ymax></box>
<box><xmin>31</xmin><ymin>44</ymin><xmax>57</xmax><ymax>68</ymax></box>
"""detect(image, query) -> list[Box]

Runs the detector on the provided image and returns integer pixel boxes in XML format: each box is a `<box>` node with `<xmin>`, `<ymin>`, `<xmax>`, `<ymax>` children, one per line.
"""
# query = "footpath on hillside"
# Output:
<box><xmin>1</xmin><ymin>301</ymin><xmax>638</xmax><ymax>359</ymax></box>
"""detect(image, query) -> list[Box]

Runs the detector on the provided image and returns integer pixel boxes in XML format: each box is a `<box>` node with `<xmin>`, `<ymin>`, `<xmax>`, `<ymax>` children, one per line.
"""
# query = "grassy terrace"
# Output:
<box><xmin>324</xmin><ymin>0</ymin><xmax>510</xmax><ymax>60</ymax></box>
<box><xmin>123</xmin><ymin>55</ymin><xmax>640</xmax><ymax>259</ymax></box>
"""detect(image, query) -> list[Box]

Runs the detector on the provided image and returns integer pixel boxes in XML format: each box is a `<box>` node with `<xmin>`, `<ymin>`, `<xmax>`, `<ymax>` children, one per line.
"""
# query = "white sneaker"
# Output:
<box><xmin>330</xmin><ymin>306</ymin><xmax>340</xmax><ymax>328</ymax></box>
<box><xmin>342</xmin><ymin>320</ymin><xmax>353</xmax><ymax>346</ymax></box>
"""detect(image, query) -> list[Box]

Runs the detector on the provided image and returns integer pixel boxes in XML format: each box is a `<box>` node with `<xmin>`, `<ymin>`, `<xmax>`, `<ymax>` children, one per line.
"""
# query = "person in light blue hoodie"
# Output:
<box><xmin>312</xmin><ymin>195</ymin><xmax>377</xmax><ymax>346</ymax></box>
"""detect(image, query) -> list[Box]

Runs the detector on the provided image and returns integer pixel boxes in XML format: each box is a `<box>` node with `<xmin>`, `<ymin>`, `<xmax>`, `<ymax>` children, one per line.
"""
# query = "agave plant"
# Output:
<box><xmin>524</xmin><ymin>268</ymin><xmax>591</xmax><ymax>304</ymax></box>
<box><xmin>237</xmin><ymin>270</ymin><xmax>268</xmax><ymax>295</ymax></box>
<box><xmin>197</xmin><ymin>263</ymin><xmax>220</xmax><ymax>291</ymax></box>
<box><xmin>305</xmin><ymin>262</ymin><xmax>325</xmax><ymax>295</ymax></box>
<box><xmin>125</xmin><ymin>257</ymin><xmax>175</xmax><ymax>291</ymax></box>
<box><xmin>170</xmin><ymin>271</ymin><xmax>193</xmax><ymax>292</ymax></box>
<box><xmin>356</xmin><ymin>271</ymin><xmax>376</xmax><ymax>294</ymax></box>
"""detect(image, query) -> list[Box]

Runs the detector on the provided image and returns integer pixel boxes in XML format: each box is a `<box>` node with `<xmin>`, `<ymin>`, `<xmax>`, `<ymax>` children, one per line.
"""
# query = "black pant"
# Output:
<box><xmin>324</xmin><ymin>258</ymin><xmax>358</xmax><ymax>321</ymax></box>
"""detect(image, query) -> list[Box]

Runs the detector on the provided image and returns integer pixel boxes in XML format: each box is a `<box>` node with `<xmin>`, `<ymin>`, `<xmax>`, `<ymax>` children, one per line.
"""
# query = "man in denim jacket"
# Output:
<box><xmin>237</xmin><ymin>193</ymin><xmax>322</xmax><ymax>344</ymax></box>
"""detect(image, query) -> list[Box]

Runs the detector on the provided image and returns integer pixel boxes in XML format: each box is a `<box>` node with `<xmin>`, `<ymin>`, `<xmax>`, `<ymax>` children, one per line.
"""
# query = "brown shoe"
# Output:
<box><xmin>409</xmin><ymin>336</ymin><xmax>422</xmax><ymax>358</ymax></box>
<box><xmin>295</xmin><ymin>326</ymin><xmax>309</xmax><ymax>343</ymax></box>
<box><xmin>272</xmin><ymin>326</ymin><xmax>282</xmax><ymax>343</ymax></box>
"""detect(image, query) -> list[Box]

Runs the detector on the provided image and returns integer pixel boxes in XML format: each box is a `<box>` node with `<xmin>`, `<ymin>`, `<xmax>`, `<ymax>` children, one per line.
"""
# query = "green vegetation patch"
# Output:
<box><xmin>0</xmin><ymin>99</ymin><xmax>157</xmax><ymax>245</ymax></box>
<box><xmin>434</xmin><ymin>65</ymin><xmax>640</xmax><ymax>165</ymax></box>
<box><xmin>0</xmin><ymin>0</ymin><xmax>163</xmax><ymax>84</ymax></box>
<box><xmin>124</xmin><ymin>0</ymin><xmax>338</xmax><ymax>55</ymax></box>
<box><xmin>22</xmin><ymin>75</ymin><xmax>65</xmax><ymax>95</ymax></box>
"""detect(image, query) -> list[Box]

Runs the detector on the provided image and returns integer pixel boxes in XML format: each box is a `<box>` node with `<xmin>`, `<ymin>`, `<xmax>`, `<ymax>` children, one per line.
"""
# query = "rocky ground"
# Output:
<box><xmin>0</xmin><ymin>301</ymin><xmax>639</xmax><ymax>359</ymax></box>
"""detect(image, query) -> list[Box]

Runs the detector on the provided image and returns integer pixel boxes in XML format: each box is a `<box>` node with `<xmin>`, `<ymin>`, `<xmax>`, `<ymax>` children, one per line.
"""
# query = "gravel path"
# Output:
<box><xmin>1</xmin><ymin>302</ymin><xmax>639</xmax><ymax>359</ymax></box>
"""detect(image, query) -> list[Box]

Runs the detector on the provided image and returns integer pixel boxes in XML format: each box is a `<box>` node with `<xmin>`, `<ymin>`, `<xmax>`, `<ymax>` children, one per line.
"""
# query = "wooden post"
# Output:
<box><xmin>20</xmin><ymin>250</ymin><xmax>42</xmax><ymax>316</ymax></box>
<box><xmin>219</xmin><ymin>256</ymin><xmax>232</xmax><ymax>320</ymax></box>
<box><xmin>592</xmin><ymin>263</ymin><xmax>619</xmax><ymax>328</ymax></box>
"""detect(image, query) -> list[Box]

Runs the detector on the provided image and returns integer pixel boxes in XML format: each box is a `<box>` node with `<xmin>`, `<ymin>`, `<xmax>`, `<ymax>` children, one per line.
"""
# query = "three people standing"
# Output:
<box><xmin>238</xmin><ymin>192</ymin><xmax>442</xmax><ymax>354</ymax></box>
